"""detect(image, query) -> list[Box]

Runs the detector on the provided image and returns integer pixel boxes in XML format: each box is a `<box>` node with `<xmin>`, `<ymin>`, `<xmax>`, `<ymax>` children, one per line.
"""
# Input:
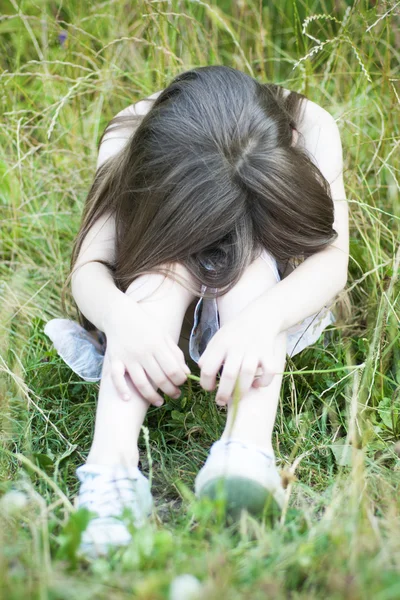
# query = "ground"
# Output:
<box><xmin>0</xmin><ymin>1</ymin><xmax>399</xmax><ymax>598</ymax></box>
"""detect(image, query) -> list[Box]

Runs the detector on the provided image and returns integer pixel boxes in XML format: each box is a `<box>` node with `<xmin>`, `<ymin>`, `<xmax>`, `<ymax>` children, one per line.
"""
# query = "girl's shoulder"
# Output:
<box><xmin>114</xmin><ymin>90</ymin><xmax>163</xmax><ymax>120</ymax></box>
<box><xmin>280</xmin><ymin>86</ymin><xmax>337</xmax><ymax>133</ymax></box>
<box><xmin>280</xmin><ymin>86</ymin><xmax>343</xmax><ymax>181</ymax></box>
<box><xmin>96</xmin><ymin>91</ymin><xmax>162</xmax><ymax>169</ymax></box>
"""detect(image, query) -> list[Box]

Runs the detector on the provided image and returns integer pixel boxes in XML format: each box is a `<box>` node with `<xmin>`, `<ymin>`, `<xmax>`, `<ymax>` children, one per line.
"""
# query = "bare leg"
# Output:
<box><xmin>86</xmin><ymin>265</ymin><xmax>197</xmax><ymax>468</ymax></box>
<box><xmin>217</xmin><ymin>256</ymin><xmax>288</xmax><ymax>457</ymax></box>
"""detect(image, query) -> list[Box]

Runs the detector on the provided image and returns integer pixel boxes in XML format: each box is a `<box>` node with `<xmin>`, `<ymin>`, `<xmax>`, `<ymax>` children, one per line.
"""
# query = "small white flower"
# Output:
<box><xmin>169</xmin><ymin>574</ymin><xmax>202</xmax><ymax>600</ymax></box>
<box><xmin>0</xmin><ymin>491</ymin><xmax>28</xmax><ymax>515</ymax></box>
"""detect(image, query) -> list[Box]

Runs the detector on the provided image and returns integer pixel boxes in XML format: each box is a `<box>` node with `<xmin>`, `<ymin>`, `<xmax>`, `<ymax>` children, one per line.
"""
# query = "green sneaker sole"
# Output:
<box><xmin>198</xmin><ymin>476</ymin><xmax>282</xmax><ymax>521</ymax></box>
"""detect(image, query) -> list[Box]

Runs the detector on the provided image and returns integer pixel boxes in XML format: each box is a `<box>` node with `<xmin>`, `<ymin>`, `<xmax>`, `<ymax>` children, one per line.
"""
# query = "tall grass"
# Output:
<box><xmin>0</xmin><ymin>1</ymin><xmax>399</xmax><ymax>598</ymax></box>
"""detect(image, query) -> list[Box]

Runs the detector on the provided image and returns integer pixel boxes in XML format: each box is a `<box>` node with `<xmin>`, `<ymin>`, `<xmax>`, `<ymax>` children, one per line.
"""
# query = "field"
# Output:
<box><xmin>0</xmin><ymin>1</ymin><xmax>399</xmax><ymax>598</ymax></box>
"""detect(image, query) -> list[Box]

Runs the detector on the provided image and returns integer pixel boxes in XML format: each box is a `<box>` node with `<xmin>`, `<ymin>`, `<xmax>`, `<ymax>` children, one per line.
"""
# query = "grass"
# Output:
<box><xmin>0</xmin><ymin>0</ymin><xmax>399</xmax><ymax>598</ymax></box>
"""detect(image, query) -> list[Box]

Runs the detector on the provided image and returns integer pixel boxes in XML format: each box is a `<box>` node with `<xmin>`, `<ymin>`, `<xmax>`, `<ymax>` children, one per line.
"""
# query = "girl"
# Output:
<box><xmin>45</xmin><ymin>65</ymin><xmax>349</xmax><ymax>555</ymax></box>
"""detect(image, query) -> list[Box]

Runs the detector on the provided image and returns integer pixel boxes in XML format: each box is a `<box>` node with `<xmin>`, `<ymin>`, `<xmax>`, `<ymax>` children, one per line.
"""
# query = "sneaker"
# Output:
<box><xmin>75</xmin><ymin>463</ymin><xmax>153</xmax><ymax>557</ymax></box>
<box><xmin>194</xmin><ymin>439</ymin><xmax>285</xmax><ymax>520</ymax></box>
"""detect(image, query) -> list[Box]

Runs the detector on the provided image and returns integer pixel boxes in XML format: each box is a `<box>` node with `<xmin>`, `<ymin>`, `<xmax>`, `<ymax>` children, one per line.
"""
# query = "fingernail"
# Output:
<box><xmin>123</xmin><ymin>394</ymin><xmax>130</xmax><ymax>401</ymax></box>
<box><xmin>155</xmin><ymin>400</ymin><xmax>164</xmax><ymax>407</ymax></box>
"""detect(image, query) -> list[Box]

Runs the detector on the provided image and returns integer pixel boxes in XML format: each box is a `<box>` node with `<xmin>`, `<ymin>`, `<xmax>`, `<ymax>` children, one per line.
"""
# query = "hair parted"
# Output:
<box><xmin>69</xmin><ymin>65</ymin><xmax>338</xmax><ymax>330</ymax></box>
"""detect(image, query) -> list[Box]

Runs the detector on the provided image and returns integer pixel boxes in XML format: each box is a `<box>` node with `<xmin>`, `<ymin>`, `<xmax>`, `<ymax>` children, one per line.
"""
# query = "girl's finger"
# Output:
<box><xmin>257</xmin><ymin>358</ymin><xmax>277</xmax><ymax>387</ymax></box>
<box><xmin>126</xmin><ymin>363</ymin><xmax>165</xmax><ymax>406</ymax></box>
<box><xmin>199</xmin><ymin>344</ymin><xmax>226</xmax><ymax>392</ymax></box>
<box><xmin>237</xmin><ymin>356</ymin><xmax>260</xmax><ymax>399</ymax></box>
<box><xmin>141</xmin><ymin>354</ymin><xmax>181</xmax><ymax>398</ymax></box>
<box><xmin>251</xmin><ymin>366</ymin><xmax>264</xmax><ymax>388</ymax></box>
<box><xmin>197</xmin><ymin>336</ymin><xmax>216</xmax><ymax>369</ymax></box>
<box><xmin>165</xmin><ymin>336</ymin><xmax>191</xmax><ymax>375</ymax></box>
<box><xmin>215</xmin><ymin>352</ymin><xmax>243</xmax><ymax>405</ymax></box>
<box><xmin>110</xmin><ymin>360</ymin><xmax>131</xmax><ymax>401</ymax></box>
<box><xmin>154</xmin><ymin>347</ymin><xmax>188</xmax><ymax>387</ymax></box>
<box><xmin>200</xmin><ymin>340</ymin><xmax>227</xmax><ymax>392</ymax></box>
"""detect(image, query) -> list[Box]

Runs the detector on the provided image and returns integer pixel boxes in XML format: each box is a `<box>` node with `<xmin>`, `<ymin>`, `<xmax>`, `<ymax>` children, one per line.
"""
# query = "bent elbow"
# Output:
<box><xmin>70</xmin><ymin>264</ymin><xmax>85</xmax><ymax>302</ymax></box>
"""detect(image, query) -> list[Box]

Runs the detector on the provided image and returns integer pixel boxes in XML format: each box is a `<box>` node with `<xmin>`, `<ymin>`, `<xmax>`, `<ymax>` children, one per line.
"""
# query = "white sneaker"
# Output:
<box><xmin>75</xmin><ymin>464</ymin><xmax>153</xmax><ymax>557</ymax></box>
<box><xmin>194</xmin><ymin>439</ymin><xmax>285</xmax><ymax>520</ymax></box>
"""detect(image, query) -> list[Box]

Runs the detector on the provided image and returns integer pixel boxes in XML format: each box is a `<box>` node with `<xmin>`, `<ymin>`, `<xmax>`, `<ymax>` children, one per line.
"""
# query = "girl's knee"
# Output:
<box><xmin>216</xmin><ymin>254</ymin><xmax>279</xmax><ymax>321</ymax></box>
<box><xmin>125</xmin><ymin>272</ymin><xmax>169</xmax><ymax>303</ymax></box>
<box><xmin>125</xmin><ymin>263</ymin><xmax>197</xmax><ymax>307</ymax></box>
<box><xmin>247</xmin><ymin>253</ymin><xmax>280</xmax><ymax>289</ymax></box>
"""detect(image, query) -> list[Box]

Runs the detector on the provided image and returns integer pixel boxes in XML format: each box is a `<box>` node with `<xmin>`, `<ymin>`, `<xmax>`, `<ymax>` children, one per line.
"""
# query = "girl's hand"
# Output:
<box><xmin>103</xmin><ymin>294</ymin><xmax>190</xmax><ymax>406</ymax></box>
<box><xmin>197</xmin><ymin>296</ymin><xmax>282</xmax><ymax>405</ymax></box>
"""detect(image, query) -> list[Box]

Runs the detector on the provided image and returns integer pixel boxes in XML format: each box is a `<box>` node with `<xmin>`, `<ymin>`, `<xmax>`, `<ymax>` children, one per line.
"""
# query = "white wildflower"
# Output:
<box><xmin>169</xmin><ymin>574</ymin><xmax>203</xmax><ymax>600</ymax></box>
<box><xmin>0</xmin><ymin>491</ymin><xmax>28</xmax><ymax>516</ymax></box>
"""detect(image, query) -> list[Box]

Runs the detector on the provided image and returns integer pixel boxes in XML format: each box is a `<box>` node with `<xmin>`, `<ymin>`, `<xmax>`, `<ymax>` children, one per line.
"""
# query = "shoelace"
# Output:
<box><xmin>78</xmin><ymin>472</ymin><xmax>142</xmax><ymax>519</ymax></box>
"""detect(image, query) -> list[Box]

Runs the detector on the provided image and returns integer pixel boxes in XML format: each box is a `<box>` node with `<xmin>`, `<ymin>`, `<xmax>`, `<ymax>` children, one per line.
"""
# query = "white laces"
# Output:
<box><xmin>76</xmin><ymin>465</ymin><xmax>152</xmax><ymax>522</ymax></box>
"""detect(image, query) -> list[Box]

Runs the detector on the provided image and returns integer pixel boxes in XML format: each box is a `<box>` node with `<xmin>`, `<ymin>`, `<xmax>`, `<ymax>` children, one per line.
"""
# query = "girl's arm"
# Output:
<box><xmin>70</xmin><ymin>211</ymin><xmax>127</xmax><ymax>334</ymax></box>
<box><xmin>256</xmin><ymin>103</ymin><xmax>349</xmax><ymax>333</ymax></box>
<box><xmin>198</xmin><ymin>105</ymin><xmax>349</xmax><ymax>399</ymax></box>
<box><xmin>70</xmin><ymin>91</ymin><xmax>190</xmax><ymax>404</ymax></box>
<box><xmin>73</xmin><ymin>89</ymin><xmax>164</xmax><ymax>330</ymax></box>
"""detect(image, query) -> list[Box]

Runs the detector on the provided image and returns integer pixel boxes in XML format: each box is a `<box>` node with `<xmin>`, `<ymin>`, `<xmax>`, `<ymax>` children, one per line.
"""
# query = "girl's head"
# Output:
<box><xmin>71</xmin><ymin>66</ymin><xmax>337</xmax><ymax>323</ymax></box>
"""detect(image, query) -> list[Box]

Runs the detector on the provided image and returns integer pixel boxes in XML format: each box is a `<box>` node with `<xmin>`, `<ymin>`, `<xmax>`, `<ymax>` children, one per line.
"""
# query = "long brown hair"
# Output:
<box><xmin>69</xmin><ymin>66</ymin><xmax>338</xmax><ymax>330</ymax></box>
